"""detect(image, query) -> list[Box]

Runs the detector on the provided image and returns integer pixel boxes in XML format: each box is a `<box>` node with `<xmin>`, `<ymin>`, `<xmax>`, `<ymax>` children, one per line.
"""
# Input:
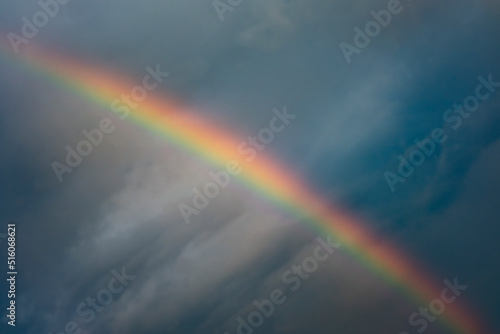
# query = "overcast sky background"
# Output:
<box><xmin>0</xmin><ymin>0</ymin><xmax>499</xmax><ymax>333</ymax></box>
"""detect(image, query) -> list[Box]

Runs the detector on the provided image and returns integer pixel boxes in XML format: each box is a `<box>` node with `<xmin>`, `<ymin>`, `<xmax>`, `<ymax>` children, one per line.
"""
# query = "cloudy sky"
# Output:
<box><xmin>0</xmin><ymin>0</ymin><xmax>499</xmax><ymax>333</ymax></box>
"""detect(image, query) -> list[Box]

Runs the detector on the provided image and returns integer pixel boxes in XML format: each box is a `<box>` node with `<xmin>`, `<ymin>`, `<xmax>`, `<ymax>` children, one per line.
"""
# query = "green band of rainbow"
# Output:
<box><xmin>1</xmin><ymin>43</ymin><xmax>491</xmax><ymax>334</ymax></box>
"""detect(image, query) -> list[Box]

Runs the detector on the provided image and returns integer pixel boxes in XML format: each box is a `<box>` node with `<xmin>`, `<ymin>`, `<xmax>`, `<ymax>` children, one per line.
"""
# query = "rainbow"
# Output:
<box><xmin>1</xmin><ymin>42</ymin><xmax>490</xmax><ymax>333</ymax></box>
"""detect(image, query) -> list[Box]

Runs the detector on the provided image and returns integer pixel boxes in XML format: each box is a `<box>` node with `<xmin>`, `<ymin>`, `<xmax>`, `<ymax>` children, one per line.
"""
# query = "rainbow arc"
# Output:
<box><xmin>1</xmin><ymin>43</ymin><xmax>491</xmax><ymax>334</ymax></box>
